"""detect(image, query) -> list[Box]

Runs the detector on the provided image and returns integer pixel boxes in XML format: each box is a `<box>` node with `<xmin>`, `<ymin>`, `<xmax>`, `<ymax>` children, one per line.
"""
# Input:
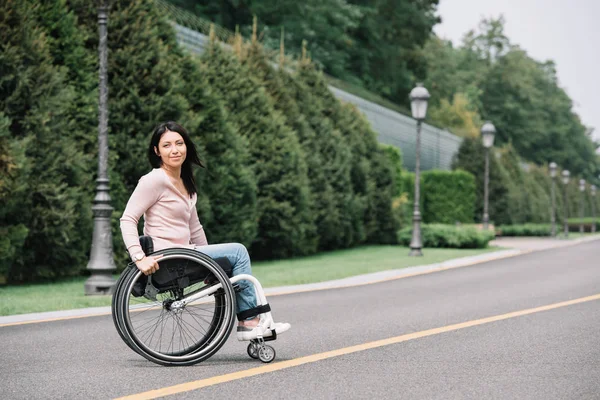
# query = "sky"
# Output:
<box><xmin>433</xmin><ymin>0</ymin><xmax>600</xmax><ymax>141</ymax></box>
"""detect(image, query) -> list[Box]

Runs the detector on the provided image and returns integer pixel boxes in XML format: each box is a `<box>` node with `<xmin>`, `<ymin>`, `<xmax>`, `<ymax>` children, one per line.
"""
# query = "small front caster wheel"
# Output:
<box><xmin>258</xmin><ymin>345</ymin><xmax>276</xmax><ymax>363</ymax></box>
<box><xmin>247</xmin><ymin>342</ymin><xmax>259</xmax><ymax>360</ymax></box>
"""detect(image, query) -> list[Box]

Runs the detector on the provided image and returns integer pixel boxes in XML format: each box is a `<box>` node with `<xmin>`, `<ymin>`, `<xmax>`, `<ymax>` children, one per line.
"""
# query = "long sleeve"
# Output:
<box><xmin>189</xmin><ymin>204</ymin><xmax>208</xmax><ymax>247</ymax></box>
<box><xmin>120</xmin><ymin>172</ymin><xmax>164</xmax><ymax>258</ymax></box>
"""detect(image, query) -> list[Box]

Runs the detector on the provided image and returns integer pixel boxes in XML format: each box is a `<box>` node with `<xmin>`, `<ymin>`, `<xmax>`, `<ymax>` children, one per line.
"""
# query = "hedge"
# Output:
<box><xmin>397</xmin><ymin>224</ymin><xmax>495</xmax><ymax>249</ymax></box>
<box><xmin>422</xmin><ymin>169</ymin><xmax>476</xmax><ymax>224</ymax></box>
<box><xmin>498</xmin><ymin>224</ymin><xmax>552</xmax><ymax>237</ymax></box>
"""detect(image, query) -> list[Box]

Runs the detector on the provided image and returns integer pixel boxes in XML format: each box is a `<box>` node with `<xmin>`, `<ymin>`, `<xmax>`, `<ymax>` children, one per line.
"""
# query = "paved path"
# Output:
<box><xmin>1</xmin><ymin>237</ymin><xmax>599</xmax><ymax>399</ymax></box>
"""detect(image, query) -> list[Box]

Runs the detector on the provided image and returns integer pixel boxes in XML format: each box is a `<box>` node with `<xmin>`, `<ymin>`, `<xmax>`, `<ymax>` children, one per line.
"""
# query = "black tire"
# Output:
<box><xmin>247</xmin><ymin>342</ymin><xmax>259</xmax><ymax>359</ymax></box>
<box><xmin>111</xmin><ymin>266</ymin><xmax>140</xmax><ymax>354</ymax></box>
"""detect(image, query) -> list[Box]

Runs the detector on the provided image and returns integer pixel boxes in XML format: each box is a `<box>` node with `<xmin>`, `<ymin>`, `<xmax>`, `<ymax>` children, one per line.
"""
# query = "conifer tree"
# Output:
<box><xmin>273</xmin><ymin>63</ymin><xmax>355</xmax><ymax>248</ymax></box>
<box><xmin>179</xmin><ymin>57</ymin><xmax>258</xmax><ymax>246</ymax></box>
<box><xmin>297</xmin><ymin>58</ymin><xmax>398</xmax><ymax>244</ymax></box>
<box><xmin>201</xmin><ymin>40</ymin><xmax>314</xmax><ymax>258</ymax></box>
<box><xmin>343</xmin><ymin>104</ymin><xmax>398</xmax><ymax>243</ymax></box>
<box><xmin>241</xmin><ymin>36</ymin><xmax>321</xmax><ymax>251</ymax></box>
<box><xmin>0</xmin><ymin>0</ymin><xmax>92</xmax><ymax>281</ymax></box>
<box><xmin>68</xmin><ymin>0</ymin><xmax>192</xmax><ymax>265</ymax></box>
<box><xmin>452</xmin><ymin>137</ymin><xmax>511</xmax><ymax>225</ymax></box>
<box><xmin>295</xmin><ymin>60</ymin><xmax>365</xmax><ymax>248</ymax></box>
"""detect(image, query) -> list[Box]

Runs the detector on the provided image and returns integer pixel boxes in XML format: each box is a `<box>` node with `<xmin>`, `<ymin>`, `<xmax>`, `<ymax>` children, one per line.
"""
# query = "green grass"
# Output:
<box><xmin>251</xmin><ymin>245</ymin><xmax>498</xmax><ymax>287</ymax></box>
<box><xmin>0</xmin><ymin>245</ymin><xmax>500</xmax><ymax>317</ymax></box>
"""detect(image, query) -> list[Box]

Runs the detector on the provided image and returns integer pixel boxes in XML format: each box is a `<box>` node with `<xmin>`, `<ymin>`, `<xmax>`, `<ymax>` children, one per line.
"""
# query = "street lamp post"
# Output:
<box><xmin>481</xmin><ymin>122</ymin><xmax>496</xmax><ymax>230</ymax></box>
<box><xmin>85</xmin><ymin>0</ymin><xmax>117</xmax><ymax>295</ymax></box>
<box><xmin>562</xmin><ymin>170</ymin><xmax>570</xmax><ymax>238</ymax></box>
<box><xmin>579</xmin><ymin>179</ymin><xmax>586</xmax><ymax>234</ymax></box>
<box><xmin>591</xmin><ymin>185</ymin><xmax>596</xmax><ymax>233</ymax></box>
<box><xmin>549</xmin><ymin>162</ymin><xmax>557</xmax><ymax>237</ymax></box>
<box><xmin>408</xmin><ymin>83</ymin><xmax>430</xmax><ymax>257</ymax></box>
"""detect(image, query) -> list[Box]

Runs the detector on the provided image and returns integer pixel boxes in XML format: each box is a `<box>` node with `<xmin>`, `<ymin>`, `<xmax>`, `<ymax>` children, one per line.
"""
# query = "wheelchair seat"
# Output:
<box><xmin>131</xmin><ymin>236</ymin><xmax>235</xmax><ymax>297</ymax></box>
<box><xmin>138</xmin><ymin>235</ymin><xmax>233</xmax><ymax>277</ymax></box>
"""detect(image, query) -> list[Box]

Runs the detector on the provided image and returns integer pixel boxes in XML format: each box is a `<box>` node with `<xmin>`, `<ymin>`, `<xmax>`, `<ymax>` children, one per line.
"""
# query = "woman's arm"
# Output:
<box><xmin>119</xmin><ymin>172</ymin><xmax>163</xmax><ymax>259</ymax></box>
<box><xmin>190</xmin><ymin>204</ymin><xmax>208</xmax><ymax>247</ymax></box>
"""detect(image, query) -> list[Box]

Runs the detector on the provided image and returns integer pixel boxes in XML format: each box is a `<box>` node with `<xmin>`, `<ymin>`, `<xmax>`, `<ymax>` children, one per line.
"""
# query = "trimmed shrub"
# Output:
<box><xmin>397</xmin><ymin>224</ymin><xmax>495</xmax><ymax>249</ymax></box>
<box><xmin>401</xmin><ymin>171</ymin><xmax>424</xmax><ymax>216</ymax></box>
<box><xmin>498</xmin><ymin>224</ymin><xmax>552</xmax><ymax>237</ymax></box>
<box><xmin>566</xmin><ymin>218</ymin><xmax>600</xmax><ymax>232</ymax></box>
<box><xmin>422</xmin><ymin>169</ymin><xmax>476</xmax><ymax>224</ymax></box>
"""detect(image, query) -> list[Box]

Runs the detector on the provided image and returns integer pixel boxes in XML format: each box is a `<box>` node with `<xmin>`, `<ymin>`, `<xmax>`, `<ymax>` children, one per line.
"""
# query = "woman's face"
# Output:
<box><xmin>156</xmin><ymin>130</ymin><xmax>187</xmax><ymax>169</ymax></box>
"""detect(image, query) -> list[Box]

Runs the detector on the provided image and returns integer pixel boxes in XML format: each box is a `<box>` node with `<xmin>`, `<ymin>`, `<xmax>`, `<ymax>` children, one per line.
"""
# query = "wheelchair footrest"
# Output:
<box><xmin>251</xmin><ymin>329</ymin><xmax>277</xmax><ymax>343</ymax></box>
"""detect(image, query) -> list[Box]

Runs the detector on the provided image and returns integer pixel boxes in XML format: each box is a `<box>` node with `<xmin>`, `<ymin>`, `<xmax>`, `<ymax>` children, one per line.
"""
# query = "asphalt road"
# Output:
<box><xmin>1</xmin><ymin>241</ymin><xmax>599</xmax><ymax>400</ymax></box>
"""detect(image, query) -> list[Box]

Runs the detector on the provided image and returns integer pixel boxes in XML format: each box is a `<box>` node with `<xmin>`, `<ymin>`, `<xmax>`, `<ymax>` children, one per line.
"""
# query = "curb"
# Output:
<box><xmin>2</xmin><ymin>235</ymin><xmax>600</xmax><ymax>327</ymax></box>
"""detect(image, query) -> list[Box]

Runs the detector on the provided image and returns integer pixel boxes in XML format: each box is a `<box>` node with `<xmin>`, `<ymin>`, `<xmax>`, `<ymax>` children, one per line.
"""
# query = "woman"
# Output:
<box><xmin>120</xmin><ymin>121</ymin><xmax>289</xmax><ymax>341</ymax></box>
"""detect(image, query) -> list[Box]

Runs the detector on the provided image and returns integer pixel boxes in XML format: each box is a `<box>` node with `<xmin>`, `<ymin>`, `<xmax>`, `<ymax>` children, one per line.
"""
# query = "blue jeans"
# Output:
<box><xmin>194</xmin><ymin>243</ymin><xmax>257</xmax><ymax>319</ymax></box>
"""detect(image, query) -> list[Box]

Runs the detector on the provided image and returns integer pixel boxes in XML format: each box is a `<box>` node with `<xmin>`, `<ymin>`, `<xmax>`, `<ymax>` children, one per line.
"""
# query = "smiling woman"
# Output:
<box><xmin>119</xmin><ymin>121</ymin><xmax>290</xmax><ymax>341</ymax></box>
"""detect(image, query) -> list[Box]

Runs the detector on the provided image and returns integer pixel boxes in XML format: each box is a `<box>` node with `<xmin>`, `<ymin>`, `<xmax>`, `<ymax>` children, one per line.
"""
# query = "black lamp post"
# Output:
<box><xmin>408</xmin><ymin>83</ymin><xmax>430</xmax><ymax>257</ymax></box>
<box><xmin>591</xmin><ymin>185</ymin><xmax>596</xmax><ymax>233</ymax></box>
<box><xmin>481</xmin><ymin>122</ymin><xmax>496</xmax><ymax>230</ymax></box>
<box><xmin>85</xmin><ymin>0</ymin><xmax>117</xmax><ymax>295</ymax></box>
<box><xmin>562</xmin><ymin>170</ymin><xmax>570</xmax><ymax>238</ymax></box>
<box><xmin>549</xmin><ymin>162</ymin><xmax>557</xmax><ymax>237</ymax></box>
<box><xmin>579</xmin><ymin>179</ymin><xmax>586</xmax><ymax>234</ymax></box>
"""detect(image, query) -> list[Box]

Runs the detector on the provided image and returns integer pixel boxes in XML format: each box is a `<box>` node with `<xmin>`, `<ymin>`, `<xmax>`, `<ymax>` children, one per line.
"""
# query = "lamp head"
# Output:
<box><xmin>481</xmin><ymin>121</ymin><xmax>496</xmax><ymax>149</ymax></box>
<box><xmin>409</xmin><ymin>83</ymin><xmax>430</xmax><ymax>121</ymax></box>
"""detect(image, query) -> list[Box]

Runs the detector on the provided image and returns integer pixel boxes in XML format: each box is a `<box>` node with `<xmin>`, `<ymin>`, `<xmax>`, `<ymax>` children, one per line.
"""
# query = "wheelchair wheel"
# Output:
<box><xmin>113</xmin><ymin>248</ymin><xmax>236</xmax><ymax>366</ymax></box>
<box><xmin>111</xmin><ymin>266</ymin><xmax>143</xmax><ymax>355</ymax></box>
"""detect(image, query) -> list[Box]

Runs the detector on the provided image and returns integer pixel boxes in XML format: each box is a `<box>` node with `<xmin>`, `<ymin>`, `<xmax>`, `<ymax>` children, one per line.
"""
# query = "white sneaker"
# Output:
<box><xmin>236</xmin><ymin>322</ymin><xmax>291</xmax><ymax>341</ymax></box>
<box><xmin>265</xmin><ymin>322</ymin><xmax>291</xmax><ymax>337</ymax></box>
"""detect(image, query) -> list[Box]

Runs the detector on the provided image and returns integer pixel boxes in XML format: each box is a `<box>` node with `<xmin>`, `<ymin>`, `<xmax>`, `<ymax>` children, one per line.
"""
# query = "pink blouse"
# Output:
<box><xmin>119</xmin><ymin>168</ymin><xmax>208</xmax><ymax>259</ymax></box>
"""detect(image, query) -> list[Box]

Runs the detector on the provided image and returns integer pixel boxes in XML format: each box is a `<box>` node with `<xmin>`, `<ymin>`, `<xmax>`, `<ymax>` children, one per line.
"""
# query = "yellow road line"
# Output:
<box><xmin>115</xmin><ymin>292</ymin><xmax>600</xmax><ymax>400</ymax></box>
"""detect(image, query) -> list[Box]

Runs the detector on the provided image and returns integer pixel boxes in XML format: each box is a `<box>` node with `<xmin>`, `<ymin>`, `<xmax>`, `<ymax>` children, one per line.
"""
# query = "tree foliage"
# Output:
<box><xmin>426</xmin><ymin>17</ymin><xmax>598</xmax><ymax>179</ymax></box>
<box><xmin>200</xmin><ymin>41</ymin><xmax>315</xmax><ymax>258</ymax></box>
<box><xmin>168</xmin><ymin>0</ymin><xmax>440</xmax><ymax>104</ymax></box>
<box><xmin>0</xmin><ymin>0</ymin><xmax>94</xmax><ymax>281</ymax></box>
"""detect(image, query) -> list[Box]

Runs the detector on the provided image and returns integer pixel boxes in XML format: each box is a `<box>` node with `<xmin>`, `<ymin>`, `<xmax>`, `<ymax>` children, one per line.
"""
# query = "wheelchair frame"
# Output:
<box><xmin>111</xmin><ymin>247</ymin><xmax>281</xmax><ymax>365</ymax></box>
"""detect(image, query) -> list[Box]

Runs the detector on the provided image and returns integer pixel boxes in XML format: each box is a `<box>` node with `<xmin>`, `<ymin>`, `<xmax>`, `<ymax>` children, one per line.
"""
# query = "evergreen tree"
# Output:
<box><xmin>201</xmin><ymin>42</ymin><xmax>314</xmax><ymax>258</ymax></box>
<box><xmin>452</xmin><ymin>137</ymin><xmax>512</xmax><ymax>225</ymax></box>
<box><xmin>342</xmin><ymin>104</ymin><xmax>397</xmax><ymax>243</ymax></box>
<box><xmin>179</xmin><ymin>57</ymin><xmax>258</xmax><ymax>246</ymax></box>
<box><xmin>68</xmin><ymin>0</ymin><xmax>192</xmax><ymax>266</ymax></box>
<box><xmin>0</xmin><ymin>112</ymin><xmax>29</xmax><ymax>283</ymax></box>
<box><xmin>297</xmin><ymin>60</ymin><xmax>397</xmax><ymax>245</ymax></box>
<box><xmin>241</xmin><ymin>39</ymin><xmax>322</xmax><ymax>252</ymax></box>
<box><xmin>0</xmin><ymin>0</ymin><xmax>92</xmax><ymax>281</ymax></box>
<box><xmin>497</xmin><ymin>145</ymin><xmax>551</xmax><ymax>224</ymax></box>
<box><xmin>292</xmin><ymin>61</ymin><xmax>356</xmax><ymax>249</ymax></box>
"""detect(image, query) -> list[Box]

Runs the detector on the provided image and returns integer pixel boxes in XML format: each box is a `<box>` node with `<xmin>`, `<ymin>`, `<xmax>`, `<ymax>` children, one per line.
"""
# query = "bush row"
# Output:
<box><xmin>397</xmin><ymin>224</ymin><xmax>495</xmax><ymax>249</ymax></box>
<box><xmin>498</xmin><ymin>224</ymin><xmax>552</xmax><ymax>237</ymax></box>
<box><xmin>453</xmin><ymin>138</ymin><xmax>600</xmax><ymax>227</ymax></box>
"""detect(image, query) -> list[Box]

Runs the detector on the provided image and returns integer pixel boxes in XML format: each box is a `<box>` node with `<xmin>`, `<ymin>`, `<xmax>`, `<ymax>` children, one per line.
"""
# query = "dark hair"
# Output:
<box><xmin>148</xmin><ymin>121</ymin><xmax>205</xmax><ymax>198</ymax></box>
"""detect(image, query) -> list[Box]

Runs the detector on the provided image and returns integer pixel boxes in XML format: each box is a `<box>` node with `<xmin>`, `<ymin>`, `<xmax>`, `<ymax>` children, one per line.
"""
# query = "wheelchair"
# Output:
<box><xmin>111</xmin><ymin>236</ymin><xmax>283</xmax><ymax>366</ymax></box>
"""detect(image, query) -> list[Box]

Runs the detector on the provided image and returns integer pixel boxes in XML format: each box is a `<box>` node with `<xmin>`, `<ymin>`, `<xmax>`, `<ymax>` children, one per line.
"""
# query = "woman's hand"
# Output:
<box><xmin>135</xmin><ymin>254</ymin><xmax>164</xmax><ymax>276</ymax></box>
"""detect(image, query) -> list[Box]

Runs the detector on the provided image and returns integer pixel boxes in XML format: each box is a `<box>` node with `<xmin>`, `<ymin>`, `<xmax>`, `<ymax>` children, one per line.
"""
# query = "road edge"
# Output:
<box><xmin>2</xmin><ymin>235</ymin><xmax>599</xmax><ymax>327</ymax></box>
